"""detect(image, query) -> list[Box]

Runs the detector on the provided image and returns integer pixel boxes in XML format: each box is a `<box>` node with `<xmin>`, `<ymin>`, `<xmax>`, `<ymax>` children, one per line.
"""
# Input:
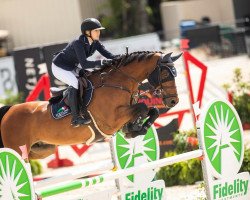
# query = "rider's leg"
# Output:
<box><xmin>80</xmin><ymin>103</ymin><xmax>92</xmax><ymax>122</ymax></box>
<box><xmin>68</xmin><ymin>86</ymin><xmax>91</xmax><ymax>127</ymax></box>
<box><xmin>52</xmin><ymin>64</ymin><xmax>91</xmax><ymax>126</ymax></box>
<box><xmin>77</xmin><ymin>75</ymin><xmax>92</xmax><ymax>123</ymax></box>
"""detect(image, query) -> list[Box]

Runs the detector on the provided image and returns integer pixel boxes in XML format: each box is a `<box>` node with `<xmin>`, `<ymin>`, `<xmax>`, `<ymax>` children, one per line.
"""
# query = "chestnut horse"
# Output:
<box><xmin>0</xmin><ymin>51</ymin><xmax>181</xmax><ymax>159</ymax></box>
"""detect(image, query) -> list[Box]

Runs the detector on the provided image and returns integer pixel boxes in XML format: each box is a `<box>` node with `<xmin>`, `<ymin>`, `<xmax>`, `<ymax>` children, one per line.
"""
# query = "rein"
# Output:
<box><xmin>92</xmin><ymin>57</ymin><xmax>141</xmax><ymax>94</ymax></box>
<box><xmin>88</xmin><ymin>52</ymin><xmax>177</xmax><ymax>104</ymax></box>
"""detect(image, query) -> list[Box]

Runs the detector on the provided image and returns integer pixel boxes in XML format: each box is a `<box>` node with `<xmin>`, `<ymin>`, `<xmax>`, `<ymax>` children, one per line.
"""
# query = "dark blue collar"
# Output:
<box><xmin>79</xmin><ymin>35</ymin><xmax>90</xmax><ymax>45</ymax></box>
<box><xmin>79</xmin><ymin>34</ymin><xmax>98</xmax><ymax>46</ymax></box>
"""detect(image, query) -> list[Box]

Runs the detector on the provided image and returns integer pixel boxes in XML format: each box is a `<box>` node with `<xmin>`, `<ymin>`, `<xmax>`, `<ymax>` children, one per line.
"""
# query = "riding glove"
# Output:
<box><xmin>102</xmin><ymin>59</ymin><xmax>114</xmax><ymax>67</ymax></box>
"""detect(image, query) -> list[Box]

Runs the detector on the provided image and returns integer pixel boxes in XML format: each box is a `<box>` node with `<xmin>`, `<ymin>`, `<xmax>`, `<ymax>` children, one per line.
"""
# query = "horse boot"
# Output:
<box><xmin>68</xmin><ymin>86</ymin><xmax>90</xmax><ymax>127</ymax></box>
<box><xmin>130</xmin><ymin>107</ymin><xmax>160</xmax><ymax>138</ymax></box>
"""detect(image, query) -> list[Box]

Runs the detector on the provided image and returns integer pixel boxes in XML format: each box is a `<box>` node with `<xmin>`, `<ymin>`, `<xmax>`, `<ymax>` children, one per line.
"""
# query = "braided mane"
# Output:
<box><xmin>110</xmin><ymin>51</ymin><xmax>162</xmax><ymax>68</ymax></box>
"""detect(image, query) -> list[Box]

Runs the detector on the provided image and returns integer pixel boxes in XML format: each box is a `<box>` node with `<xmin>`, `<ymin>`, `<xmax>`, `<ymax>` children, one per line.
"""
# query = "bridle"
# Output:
<box><xmin>90</xmin><ymin>53</ymin><xmax>177</xmax><ymax>102</ymax></box>
<box><xmin>147</xmin><ymin>58</ymin><xmax>178</xmax><ymax>100</ymax></box>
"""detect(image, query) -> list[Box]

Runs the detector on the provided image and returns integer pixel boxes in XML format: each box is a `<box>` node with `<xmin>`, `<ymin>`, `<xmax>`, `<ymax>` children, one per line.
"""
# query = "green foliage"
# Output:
<box><xmin>157</xmin><ymin>129</ymin><xmax>202</xmax><ymax>187</ymax></box>
<box><xmin>98</xmin><ymin>0</ymin><xmax>123</xmax><ymax>38</ymax></box>
<box><xmin>232</xmin><ymin>68</ymin><xmax>250</xmax><ymax>95</ymax></box>
<box><xmin>99</xmin><ymin>0</ymin><xmax>152</xmax><ymax>38</ymax></box>
<box><xmin>223</xmin><ymin>68</ymin><xmax>250</xmax><ymax>124</ymax></box>
<box><xmin>156</xmin><ymin>152</ymin><xmax>182</xmax><ymax>186</ymax></box>
<box><xmin>240</xmin><ymin>147</ymin><xmax>250</xmax><ymax>173</ymax></box>
<box><xmin>147</xmin><ymin>0</ymin><xmax>162</xmax><ymax>32</ymax></box>
<box><xmin>157</xmin><ymin>127</ymin><xmax>250</xmax><ymax>187</ymax></box>
<box><xmin>178</xmin><ymin>158</ymin><xmax>203</xmax><ymax>185</ymax></box>
<box><xmin>0</xmin><ymin>91</ymin><xmax>24</xmax><ymax>105</ymax></box>
<box><xmin>30</xmin><ymin>160</ymin><xmax>43</xmax><ymax>176</ymax></box>
<box><xmin>156</xmin><ymin>151</ymin><xmax>203</xmax><ymax>186</ymax></box>
<box><xmin>173</xmin><ymin>129</ymin><xmax>198</xmax><ymax>153</ymax></box>
<box><xmin>233</xmin><ymin>93</ymin><xmax>250</xmax><ymax>124</ymax></box>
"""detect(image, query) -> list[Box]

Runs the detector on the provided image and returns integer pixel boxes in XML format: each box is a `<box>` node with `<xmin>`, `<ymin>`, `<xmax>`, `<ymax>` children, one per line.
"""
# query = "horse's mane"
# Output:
<box><xmin>108</xmin><ymin>51</ymin><xmax>162</xmax><ymax>68</ymax></box>
<box><xmin>90</xmin><ymin>51</ymin><xmax>162</xmax><ymax>75</ymax></box>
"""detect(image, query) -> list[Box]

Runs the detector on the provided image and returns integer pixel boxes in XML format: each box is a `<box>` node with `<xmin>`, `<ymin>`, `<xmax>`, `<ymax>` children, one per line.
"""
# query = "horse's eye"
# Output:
<box><xmin>161</xmin><ymin>70</ymin><xmax>169</xmax><ymax>78</ymax></box>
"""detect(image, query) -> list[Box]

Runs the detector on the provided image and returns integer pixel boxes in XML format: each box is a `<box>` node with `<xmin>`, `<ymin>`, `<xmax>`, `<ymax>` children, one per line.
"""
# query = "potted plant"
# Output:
<box><xmin>223</xmin><ymin>68</ymin><xmax>250</xmax><ymax>130</ymax></box>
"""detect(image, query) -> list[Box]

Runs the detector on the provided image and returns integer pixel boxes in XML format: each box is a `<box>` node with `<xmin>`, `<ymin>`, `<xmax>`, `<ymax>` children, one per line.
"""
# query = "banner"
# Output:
<box><xmin>0</xmin><ymin>57</ymin><xmax>18</xmax><ymax>98</ymax></box>
<box><xmin>157</xmin><ymin>119</ymin><xmax>178</xmax><ymax>158</ymax></box>
<box><xmin>138</xmin><ymin>82</ymin><xmax>168</xmax><ymax>114</ymax></box>
<box><xmin>13</xmin><ymin>47</ymin><xmax>45</xmax><ymax>99</ymax></box>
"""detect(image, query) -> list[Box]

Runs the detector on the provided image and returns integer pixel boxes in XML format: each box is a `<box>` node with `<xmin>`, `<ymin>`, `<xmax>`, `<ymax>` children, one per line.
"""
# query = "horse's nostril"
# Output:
<box><xmin>171</xmin><ymin>100</ymin><xmax>176</xmax><ymax>105</ymax></box>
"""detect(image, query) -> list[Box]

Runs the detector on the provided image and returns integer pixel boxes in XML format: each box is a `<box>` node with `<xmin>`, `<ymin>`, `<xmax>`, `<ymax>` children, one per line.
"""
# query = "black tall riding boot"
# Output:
<box><xmin>80</xmin><ymin>104</ymin><xmax>92</xmax><ymax>124</ymax></box>
<box><xmin>68</xmin><ymin>86</ymin><xmax>91</xmax><ymax>127</ymax></box>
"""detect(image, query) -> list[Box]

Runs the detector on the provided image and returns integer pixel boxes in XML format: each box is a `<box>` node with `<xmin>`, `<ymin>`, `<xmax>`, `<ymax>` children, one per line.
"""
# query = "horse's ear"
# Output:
<box><xmin>164</xmin><ymin>52</ymin><xmax>173</xmax><ymax>59</ymax></box>
<box><xmin>171</xmin><ymin>53</ymin><xmax>183</xmax><ymax>62</ymax></box>
<box><xmin>161</xmin><ymin>52</ymin><xmax>172</xmax><ymax>63</ymax></box>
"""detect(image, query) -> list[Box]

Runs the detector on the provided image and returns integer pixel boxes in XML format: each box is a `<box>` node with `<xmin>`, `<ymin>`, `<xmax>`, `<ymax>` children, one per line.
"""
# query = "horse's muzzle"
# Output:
<box><xmin>163</xmin><ymin>96</ymin><xmax>179</xmax><ymax>108</ymax></box>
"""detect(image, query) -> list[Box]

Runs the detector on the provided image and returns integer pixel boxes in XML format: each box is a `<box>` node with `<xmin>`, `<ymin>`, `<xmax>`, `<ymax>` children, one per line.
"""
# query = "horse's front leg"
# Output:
<box><xmin>140</xmin><ymin>107</ymin><xmax>159</xmax><ymax>135</ymax></box>
<box><xmin>118</xmin><ymin>103</ymin><xmax>148</xmax><ymax>133</ymax></box>
<box><xmin>121</xmin><ymin>103</ymin><xmax>159</xmax><ymax>138</ymax></box>
<box><xmin>129</xmin><ymin>107</ymin><xmax>159</xmax><ymax>138</ymax></box>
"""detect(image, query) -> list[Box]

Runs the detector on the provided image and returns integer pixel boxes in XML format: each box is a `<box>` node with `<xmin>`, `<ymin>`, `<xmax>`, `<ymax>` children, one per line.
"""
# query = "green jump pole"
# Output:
<box><xmin>37</xmin><ymin>180</ymin><xmax>85</xmax><ymax>198</ymax></box>
<box><xmin>36</xmin><ymin>149</ymin><xmax>203</xmax><ymax>198</ymax></box>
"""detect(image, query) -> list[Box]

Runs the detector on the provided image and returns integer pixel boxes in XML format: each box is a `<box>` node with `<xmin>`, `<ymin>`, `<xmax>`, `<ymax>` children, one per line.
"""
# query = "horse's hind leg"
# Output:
<box><xmin>29</xmin><ymin>142</ymin><xmax>56</xmax><ymax>159</ymax></box>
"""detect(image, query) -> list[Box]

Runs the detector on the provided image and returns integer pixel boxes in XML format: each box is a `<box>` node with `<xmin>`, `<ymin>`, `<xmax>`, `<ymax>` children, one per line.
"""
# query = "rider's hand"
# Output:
<box><xmin>102</xmin><ymin>59</ymin><xmax>114</xmax><ymax>67</ymax></box>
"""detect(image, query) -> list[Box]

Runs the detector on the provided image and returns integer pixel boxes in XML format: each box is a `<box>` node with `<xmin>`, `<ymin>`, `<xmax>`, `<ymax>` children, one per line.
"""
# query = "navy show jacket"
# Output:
<box><xmin>52</xmin><ymin>35</ymin><xmax>115</xmax><ymax>71</ymax></box>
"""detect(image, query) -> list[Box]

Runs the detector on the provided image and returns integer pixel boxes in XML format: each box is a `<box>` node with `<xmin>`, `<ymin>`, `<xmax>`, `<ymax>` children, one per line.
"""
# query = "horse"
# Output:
<box><xmin>0</xmin><ymin>51</ymin><xmax>181</xmax><ymax>159</ymax></box>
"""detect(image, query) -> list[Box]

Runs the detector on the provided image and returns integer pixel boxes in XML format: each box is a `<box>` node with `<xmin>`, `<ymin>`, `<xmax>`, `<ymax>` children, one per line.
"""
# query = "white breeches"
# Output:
<box><xmin>51</xmin><ymin>63</ymin><xmax>79</xmax><ymax>89</ymax></box>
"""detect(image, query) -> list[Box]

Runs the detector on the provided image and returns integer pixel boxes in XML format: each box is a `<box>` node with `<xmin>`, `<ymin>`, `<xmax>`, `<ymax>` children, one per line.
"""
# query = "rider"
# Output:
<box><xmin>52</xmin><ymin>18</ymin><xmax>117</xmax><ymax>127</ymax></box>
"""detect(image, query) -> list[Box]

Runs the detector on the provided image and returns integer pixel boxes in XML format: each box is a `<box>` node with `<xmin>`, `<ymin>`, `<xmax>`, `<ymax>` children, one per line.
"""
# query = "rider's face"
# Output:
<box><xmin>90</xmin><ymin>29</ymin><xmax>101</xmax><ymax>40</ymax></box>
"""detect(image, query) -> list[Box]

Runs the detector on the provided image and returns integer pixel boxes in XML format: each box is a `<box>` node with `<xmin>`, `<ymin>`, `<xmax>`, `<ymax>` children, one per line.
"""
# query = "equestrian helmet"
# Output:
<box><xmin>81</xmin><ymin>18</ymin><xmax>105</xmax><ymax>33</ymax></box>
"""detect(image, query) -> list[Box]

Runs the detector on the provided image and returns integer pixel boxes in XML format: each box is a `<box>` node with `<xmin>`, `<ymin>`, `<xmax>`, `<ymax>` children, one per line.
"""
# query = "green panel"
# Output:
<box><xmin>0</xmin><ymin>151</ymin><xmax>33</xmax><ymax>200</ymax></box>
<box><xmin>203</xmin><ymin>101</ymin><xmax>243</xmax><ymax>175</ymax></box>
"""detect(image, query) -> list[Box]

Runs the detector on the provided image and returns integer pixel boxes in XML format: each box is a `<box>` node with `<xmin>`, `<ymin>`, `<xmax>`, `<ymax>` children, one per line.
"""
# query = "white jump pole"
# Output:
<box><xmin>34</xmin><ymin>160</ymin><xmax>114</xmax><ymax>189</ymax></box>
<box><xmin>36</xmin><ymin>149</ymin><xmax>203</xmax><ymax>198</ymax></box>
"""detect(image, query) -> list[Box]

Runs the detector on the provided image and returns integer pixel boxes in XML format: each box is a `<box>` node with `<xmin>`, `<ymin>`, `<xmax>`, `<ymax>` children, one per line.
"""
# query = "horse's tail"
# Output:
<box><xmin>0</xmin><ymin>105</ymin><xmax>12</xmax><ymax>148</ymax></box>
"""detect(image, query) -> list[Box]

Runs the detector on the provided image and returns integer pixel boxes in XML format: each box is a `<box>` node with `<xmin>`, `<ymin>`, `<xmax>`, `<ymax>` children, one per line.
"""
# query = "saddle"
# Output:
<box><xmin>49</xmin><ymin>78</ymin><xmax>94</xmax><ymax>120</ymax></box>
<box><xmin>49</xmin><ymin>77</ymin><xmax>108</xmax><ymax>143</ymax></box>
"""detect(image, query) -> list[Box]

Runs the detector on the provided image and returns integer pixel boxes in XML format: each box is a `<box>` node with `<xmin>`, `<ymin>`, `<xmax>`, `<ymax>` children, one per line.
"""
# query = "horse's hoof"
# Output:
<box><xmin>124</xmin><ymin>129</ymin><xmax>147</xmax><ymax>139</ymax></box>
<box><xmin>124</xmin><ymin>133</ymin><xmax>132</xmax><ymax>139</ymax></box>
<box><xmin>131</xmin><ymin>129</ymin><xmax>147</xmax><ymax>138</ymax></box>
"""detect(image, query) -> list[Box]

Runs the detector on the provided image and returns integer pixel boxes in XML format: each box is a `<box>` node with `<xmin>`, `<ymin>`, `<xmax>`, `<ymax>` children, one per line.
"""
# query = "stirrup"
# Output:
<box><xmin>71</xmin><ymin>116</ymin><xmax>91</xmax><ymax>127</ymax></box>
<box><xmin>80</xmin><ymin>108</ymin><xmax>92</xmax><ymax>123</ymax></box>
<box><xmin>71</xmin><ymin>119</ymin><xmax>80</xmax><ymax>127</ymax></box>
<box><xmin>81</xmin><ymin>116</ymin><xmax>92</xmax><ymax>125</ymax></box>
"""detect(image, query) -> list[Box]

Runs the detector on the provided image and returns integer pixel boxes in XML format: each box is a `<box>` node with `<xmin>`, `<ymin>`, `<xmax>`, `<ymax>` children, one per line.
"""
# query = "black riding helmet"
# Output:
<box><xmin>81</xmin><ymin>18</ymin><xmax>105</xmax><ymax>34</ymax></box>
